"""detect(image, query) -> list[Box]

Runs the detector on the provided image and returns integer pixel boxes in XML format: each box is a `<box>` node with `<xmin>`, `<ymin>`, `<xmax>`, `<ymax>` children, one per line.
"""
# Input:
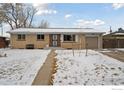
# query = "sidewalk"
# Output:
<box><xmin>32</xmin><ymin>49</ymin><xmax>56</xmax><ymax>85</ymax></box>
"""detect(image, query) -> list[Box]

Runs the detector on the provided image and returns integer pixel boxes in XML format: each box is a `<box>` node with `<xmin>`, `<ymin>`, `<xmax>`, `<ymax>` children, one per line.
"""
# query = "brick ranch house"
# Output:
<box><xmin>7</xmin><ymin>28</ymin><xmax>104</xmax><ymax>49</ymax></box>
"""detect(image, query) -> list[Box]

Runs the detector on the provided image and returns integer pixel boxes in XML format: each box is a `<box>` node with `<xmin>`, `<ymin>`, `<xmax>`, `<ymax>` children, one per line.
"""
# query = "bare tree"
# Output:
<box><xmin>38</xmin><ymin>20</ymin><xmax>50</xmax><ymax>28</ymax></box>
<box><xmin>0</xmin><ymin>3</ymin><xmax>37</xmax><ymax>29</ymax></box>
<box><xmin>118</xmin><ymin>27</ymin><xmax>124</xmax><ymax>32</ymax></box>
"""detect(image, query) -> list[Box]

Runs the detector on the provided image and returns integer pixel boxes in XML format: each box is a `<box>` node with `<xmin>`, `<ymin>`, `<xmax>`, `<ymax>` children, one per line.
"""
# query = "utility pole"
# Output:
<box><xmin>110</xmin><ymin>26</ymin><xmax>112</xmax><ymax>33</ymax></box>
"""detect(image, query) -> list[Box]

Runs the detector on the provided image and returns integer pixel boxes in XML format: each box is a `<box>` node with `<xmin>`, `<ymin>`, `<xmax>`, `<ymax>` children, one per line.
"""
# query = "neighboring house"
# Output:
<box><xmin>0</xmin><ymin>36</ymin><xmax>9</xmax><ymax>48</ymax></box>
<box><xmin>103</xmin><ymin>30</ymin><xmax>124</xmax><ymax>48</ymax></box>
<box><xmin>7</xmin><ymin>28</ymin><xmax>104</xmax><ymax>49</ymax></box>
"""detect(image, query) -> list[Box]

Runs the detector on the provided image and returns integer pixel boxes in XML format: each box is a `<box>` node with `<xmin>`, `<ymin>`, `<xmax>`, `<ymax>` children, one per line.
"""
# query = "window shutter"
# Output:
<box><xmin>75</xmin><ymin>35</ymin><xmax>78</xmax><ymax>42</ymax></box>
<box><xmin>61</xmin><ymin>34</ymin><xmax>63</xmax><ymax>42</ymax></box>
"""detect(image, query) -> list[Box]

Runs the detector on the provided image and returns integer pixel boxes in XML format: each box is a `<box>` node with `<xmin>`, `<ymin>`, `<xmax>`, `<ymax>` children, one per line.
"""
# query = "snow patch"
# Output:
<box><xmin>0</xmin><ymin>49</ymin><xmax>50</xmax><ymax>85</ymax></box>
<box><xmin>53</xmin><ymin>50</ymin><xmax>124</xmax><ymax>85</ymax></box>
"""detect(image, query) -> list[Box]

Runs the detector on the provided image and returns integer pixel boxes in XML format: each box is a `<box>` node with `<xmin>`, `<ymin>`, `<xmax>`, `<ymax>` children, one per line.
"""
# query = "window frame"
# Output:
<box><xmin>17</xmin><ymin>34</ymin><xmax>26</xmax><ymax>41</ymax></box>
<box><xmin>63</xmin><ymin>34</ymin><xmax>75</xmax><ymax>42</ymax></box>
<box><xmin>37</xmin><ymin>34</ymin><xmax>45</xmax><ymax>41</ymax></box>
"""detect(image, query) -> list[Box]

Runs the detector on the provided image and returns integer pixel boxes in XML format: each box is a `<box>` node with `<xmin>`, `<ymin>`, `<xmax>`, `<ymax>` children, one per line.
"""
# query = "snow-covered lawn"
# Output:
<box><xmin>0</xmin><ymin>49</ymin><xmax>50</xmax><ymax>85</ymax></box>
<box><xmin>53</xmin><ymin>50</ymin><xmax>124</xmax><ymax>85</ymax></box>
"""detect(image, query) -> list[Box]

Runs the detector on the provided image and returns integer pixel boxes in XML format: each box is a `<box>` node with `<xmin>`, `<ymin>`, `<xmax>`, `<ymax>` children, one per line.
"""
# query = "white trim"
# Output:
<box><xmin>7</xmin><ymin>28</ymin><xmax>105</xmax><ymax>34</ymax></box>
<box><xmin>97</xmin><ymin>35</ymin><xmax>103</xmax><ymax>49</ymax></box>
<box><xmin>98</xmin><ymin>37</ymin><xmax>100</xmax><ymax>49</ymax></box>
<box><xmin>75</xmin><ymin>35</ymin><xmax>78</xmax><ymax>42</ymax></box>
<box><xmin>61</xmin><ymin>34</ymin><xmax>63</xmax><ymax>42</ymax></box>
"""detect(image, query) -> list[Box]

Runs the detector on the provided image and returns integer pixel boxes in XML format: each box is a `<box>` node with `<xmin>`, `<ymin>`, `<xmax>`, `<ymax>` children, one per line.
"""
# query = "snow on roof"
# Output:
<box><xmin>7</xmin><ymin>28</ymin><xmax>105</xmax><ymax>34</ymax></box>
<box><xmin>113</xmin><ymin>33</ymin><xmax>124</xmax><ymax>35</ymax></box>
<box><xmin>104</xmin><ymin>32</ymin><xmax>124</xmax><ymax>36</ymax></box>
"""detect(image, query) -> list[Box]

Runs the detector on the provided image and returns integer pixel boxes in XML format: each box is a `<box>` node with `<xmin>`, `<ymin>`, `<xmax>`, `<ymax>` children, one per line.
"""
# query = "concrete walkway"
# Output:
<box><xmin>32</xmin><ymin>50</ymin><xmax>56</xmax><ymax>85</ymax></box>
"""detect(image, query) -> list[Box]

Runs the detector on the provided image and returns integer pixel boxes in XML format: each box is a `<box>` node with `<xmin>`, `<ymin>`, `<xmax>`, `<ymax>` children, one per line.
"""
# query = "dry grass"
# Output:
<box><xmin>50</xmin><ymin>53</ymin><xmax>58</xmax><ymax>85</ymax></box>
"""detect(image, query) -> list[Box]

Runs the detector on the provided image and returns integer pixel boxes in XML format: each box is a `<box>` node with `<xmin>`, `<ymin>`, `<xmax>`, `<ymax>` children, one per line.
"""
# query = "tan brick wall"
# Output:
<box><xmin>61</xmin><ymin>34</ymin><xmax>86</xmax><ymax>49</ymax></box>
<box><xmin>10</xmin><ymin>33</ymin><xmax>102</xmax><ymax>49</ymax></box>
<box><xmin>10</xmin><ymin>34</ymin><xmax>49</xmax><ymax>49</ymax></box>
<box><xmin>79</xmin><ymin>34</ymin><xmax>86</xmax><ymax>48</ymax></box>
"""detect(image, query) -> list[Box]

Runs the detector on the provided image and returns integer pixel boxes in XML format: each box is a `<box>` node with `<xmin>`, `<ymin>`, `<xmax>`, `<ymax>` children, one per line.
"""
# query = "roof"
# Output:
<box><xmin>104</xmin><ymin>30</ymin><xmax>124</xmax><ymax>36</ymax></box>
<box><xmin>7</xmin><ymin>28</ymin><xmax>105</xmax><ymax>34</ymax></box>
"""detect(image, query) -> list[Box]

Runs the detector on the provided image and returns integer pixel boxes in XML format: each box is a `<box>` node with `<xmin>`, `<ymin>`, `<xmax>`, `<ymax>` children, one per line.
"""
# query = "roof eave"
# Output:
<box><xmin>8</xmin><ymin>32</ymin><xmax>105</xmax><ymax>34</ymax></box>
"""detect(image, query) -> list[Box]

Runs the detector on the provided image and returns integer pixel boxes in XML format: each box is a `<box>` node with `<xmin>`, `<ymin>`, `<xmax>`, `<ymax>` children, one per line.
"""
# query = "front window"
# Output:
<box><xmin>17</xmin><ymin>34</ymin><xmax>25</xmax><ymax>40</ymax></box>
<box><xmin>64</xmin><ymin>34</ymin><xmax>75</xmax><ymax>41</ymax></box>
<box><xmin>37</xmin><ymin>34</ymin><xmax>44</xmax><ymax>40</ymax></box>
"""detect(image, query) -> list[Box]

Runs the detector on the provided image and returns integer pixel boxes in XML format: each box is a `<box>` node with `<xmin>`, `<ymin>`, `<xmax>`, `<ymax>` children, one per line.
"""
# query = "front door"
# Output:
<box><xmin>49</xmin><ymin>34</ymin><xmax>60</xmax><ymax>47</ymax></box>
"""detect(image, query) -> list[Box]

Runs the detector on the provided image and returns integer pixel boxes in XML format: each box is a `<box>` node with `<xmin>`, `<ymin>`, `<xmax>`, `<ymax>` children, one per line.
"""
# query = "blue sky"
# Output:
<box><xmin>1</xmin><ymin>3</ymin><xmax>124</xmax><ymax>36</ymax></box>
<box><xmin>33</xmin><ymin>3</ymin><xmax>124</xmax><ymax>32</ymax></box>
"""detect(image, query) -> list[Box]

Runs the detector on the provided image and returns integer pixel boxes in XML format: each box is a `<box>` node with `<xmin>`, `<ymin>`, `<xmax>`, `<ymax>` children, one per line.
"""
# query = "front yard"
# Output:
<box><xmin>0</xmin><ymin>49</ymin><xmax>50</xmax><ymax>85</ymax></box>
<box><xmin>53</xmin><ymin>50</ymin><xmax>124</xmax><ymax>85</ymax></box>
<box><xmin>0</xmin><ymin>48</ymin><xmax>124</xmax><ymax>85</ymax></box>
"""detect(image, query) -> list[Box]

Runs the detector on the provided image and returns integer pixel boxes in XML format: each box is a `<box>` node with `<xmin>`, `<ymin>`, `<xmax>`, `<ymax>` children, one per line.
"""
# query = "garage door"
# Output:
<box><xmin>86</xmin><ymin>37</ymin><xmax>98</xmax><ymax>49</ymax></box>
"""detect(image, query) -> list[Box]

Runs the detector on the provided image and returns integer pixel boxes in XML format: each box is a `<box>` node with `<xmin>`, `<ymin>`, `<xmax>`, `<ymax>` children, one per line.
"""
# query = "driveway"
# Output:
<box><xmin>101</xmin><ymin>50</ymin><xmax>124</xmax><ymax>62</ymax></box>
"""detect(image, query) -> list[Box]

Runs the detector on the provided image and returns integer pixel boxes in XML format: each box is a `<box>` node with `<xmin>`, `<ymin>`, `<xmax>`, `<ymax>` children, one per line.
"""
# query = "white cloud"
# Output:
<box><xmin>65</xmin><ymin>14</ymin><xmax>72</xmax><ymax>19</ymax></box>
<box><xmin>32</xmin><ymin>3</ymin><xmax>57</xmax><ymax>15</ymax></box>
<box><xmin>36</xmin><ymin>9</ymin><xmax>57</xmax><ymax>15</ymax></box>
<box><xmin>33</xmin><ymin>3</ymin><xmax>40</xmax><ymax>7</ymax></box>
<box><xmin>94</xmin><ymin>19</ymin><xmax>105</xmax><ymax>26</ymax></box>
<box><xmin>112</xmin><ymin>3</ymin><xmax>124</xmax><ymax>9</ymax></box>
<box><xmin>75</xmin><ymin>19</ymin><xmax>105</xmax><ymax>27</ymax></box>
<box><xmin>33</xmin><ymin>3</ymin><xmax>48</xmax><ymax>10</ymax></box>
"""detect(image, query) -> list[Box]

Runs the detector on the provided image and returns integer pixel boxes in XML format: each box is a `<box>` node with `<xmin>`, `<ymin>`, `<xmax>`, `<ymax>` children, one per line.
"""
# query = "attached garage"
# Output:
<box><xmin>85</xmin><ymin>37</ymin><xmax>98</xmax><ymax>49</ymax></box>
